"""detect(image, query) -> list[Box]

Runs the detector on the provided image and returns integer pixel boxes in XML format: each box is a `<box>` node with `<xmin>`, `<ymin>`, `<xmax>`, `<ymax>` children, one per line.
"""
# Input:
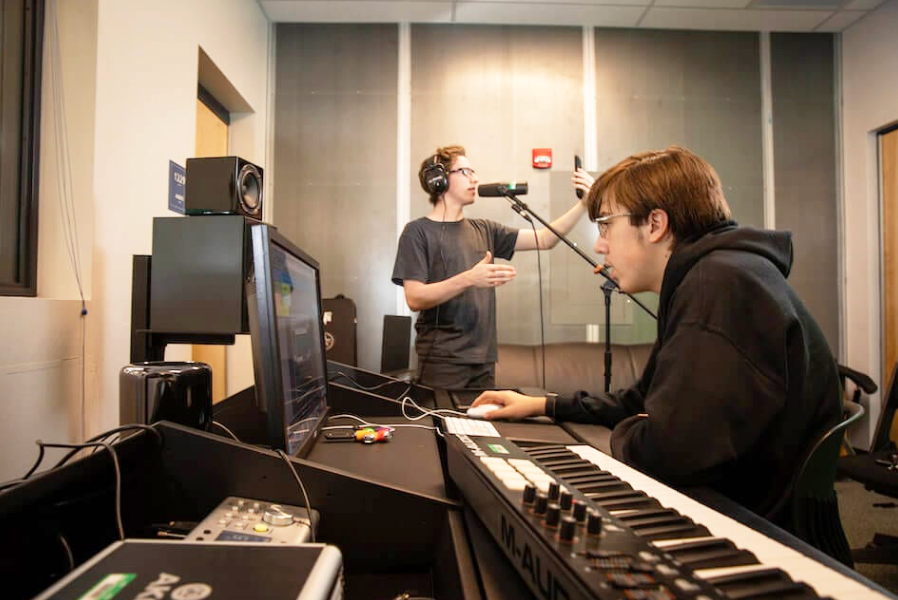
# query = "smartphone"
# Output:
<box><xmin>574</xmin><ymin>155</ymin><xmax>584</xmax><ymax>199</ymax></box>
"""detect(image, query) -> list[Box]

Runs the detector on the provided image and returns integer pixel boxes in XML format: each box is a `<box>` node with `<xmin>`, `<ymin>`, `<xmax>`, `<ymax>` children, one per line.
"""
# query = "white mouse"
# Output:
<box><xmin>466</xmin><ymin>403</ymin><xmax>501</xmax><ymax>419</ymax></box>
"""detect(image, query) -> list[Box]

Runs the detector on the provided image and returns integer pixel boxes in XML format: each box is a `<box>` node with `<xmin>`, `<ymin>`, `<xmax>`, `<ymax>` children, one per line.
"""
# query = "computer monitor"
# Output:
<box><xmin>246</xmin><ymin>224</ymin><xmax>328</xmax><ymax>457</ymax></box>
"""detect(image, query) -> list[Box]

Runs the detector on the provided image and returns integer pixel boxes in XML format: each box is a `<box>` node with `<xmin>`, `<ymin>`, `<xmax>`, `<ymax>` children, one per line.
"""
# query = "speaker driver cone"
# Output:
<box><xmin>238</xmin><ymin>163</ymin><xmax>263</xmax><ymax>213</ymax></box>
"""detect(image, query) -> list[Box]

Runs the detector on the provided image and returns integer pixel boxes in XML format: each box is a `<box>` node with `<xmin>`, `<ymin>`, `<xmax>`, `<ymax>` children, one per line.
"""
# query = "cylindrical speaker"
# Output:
<box><xmin>120</xmin><ymin>361</ymin><xmax>212</xmax><ymax>430</ymax></box>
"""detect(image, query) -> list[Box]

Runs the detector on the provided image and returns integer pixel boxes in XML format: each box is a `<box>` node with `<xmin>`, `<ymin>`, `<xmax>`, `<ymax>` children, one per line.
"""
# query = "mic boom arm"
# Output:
<box><xmin>502</xmin><ymin>193</ymin><xmax>657</xmax><ymax>320</ymax></box>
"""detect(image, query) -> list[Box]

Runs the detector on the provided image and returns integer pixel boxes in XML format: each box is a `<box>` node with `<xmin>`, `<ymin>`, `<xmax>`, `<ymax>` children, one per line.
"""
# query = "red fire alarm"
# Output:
<box><xmin>532</xmin><ymin>148</ymin><xmax>553</xmax><ymax>169</ymax></box>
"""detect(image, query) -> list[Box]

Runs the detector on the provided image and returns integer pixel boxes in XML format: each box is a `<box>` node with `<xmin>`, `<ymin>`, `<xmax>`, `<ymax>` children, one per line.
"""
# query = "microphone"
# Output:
<box><xmin>478</xmin><ymin>182</ymin><xmax>528</xmax><ymax>197</ymax></box>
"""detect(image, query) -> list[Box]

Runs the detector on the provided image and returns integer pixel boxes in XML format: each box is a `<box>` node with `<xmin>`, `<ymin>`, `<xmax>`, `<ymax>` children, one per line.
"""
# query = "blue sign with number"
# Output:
<box><xmin>169</xmin><ymin>161</ymin><xmax>186</xmax><ymax>214</ymax></box>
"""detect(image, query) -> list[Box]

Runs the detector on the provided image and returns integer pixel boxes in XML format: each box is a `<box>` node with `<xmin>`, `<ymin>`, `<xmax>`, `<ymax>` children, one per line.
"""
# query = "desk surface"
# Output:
<box><xmin>307</xmin><ymin>415</ymin><xmax>449</xmax><ymax>501</ymax></box>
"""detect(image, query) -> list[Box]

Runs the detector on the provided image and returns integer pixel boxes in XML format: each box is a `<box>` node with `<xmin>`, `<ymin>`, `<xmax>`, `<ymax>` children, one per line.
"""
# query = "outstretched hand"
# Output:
<box><xmin>467</xmin><ymin>251</ymin><xmax>516</xmax><ymax>288</ymax></box>
<box><xmin>471</xmin><ymin>390</ymin><xmax>547</xmax><ymax>421</ymax></box>
<box><xmin>572</xmin><ymin>167</ymin><xmax>595</xmax><ymax>202</ymax></box>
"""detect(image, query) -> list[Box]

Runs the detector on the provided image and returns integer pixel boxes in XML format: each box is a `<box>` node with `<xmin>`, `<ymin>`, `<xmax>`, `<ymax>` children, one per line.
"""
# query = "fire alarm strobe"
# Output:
<box><xmin>532</xmin><ymin>148</ymin><xmax>553</xmax><ymax>169</ymax></box>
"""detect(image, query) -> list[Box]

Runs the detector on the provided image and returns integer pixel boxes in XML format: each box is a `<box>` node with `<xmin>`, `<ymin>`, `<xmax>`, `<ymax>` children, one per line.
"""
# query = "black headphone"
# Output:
<box><xmin>421</xmin><ymin>154</ymin><xmax>449</xmax><ymax>196</ymax></box>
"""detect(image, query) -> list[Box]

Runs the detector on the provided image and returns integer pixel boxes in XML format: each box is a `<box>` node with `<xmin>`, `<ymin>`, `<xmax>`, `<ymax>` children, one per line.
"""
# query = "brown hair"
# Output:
<box><xmin>419</xmin><ymin>145</ymin><xmax>466</xmax><ymax>204</ymax></box>
<box><xmin>586</xmin><ymin>146</ymin><xmax>731</xmax><ymax>244</ymax></box>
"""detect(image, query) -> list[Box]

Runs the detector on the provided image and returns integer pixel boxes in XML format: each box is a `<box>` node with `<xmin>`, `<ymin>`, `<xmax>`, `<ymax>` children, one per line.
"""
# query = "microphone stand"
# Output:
<box><xmin>503</xmin><ymin>193</ymin><xmax>657</xmax><ymax>394</ymax></box>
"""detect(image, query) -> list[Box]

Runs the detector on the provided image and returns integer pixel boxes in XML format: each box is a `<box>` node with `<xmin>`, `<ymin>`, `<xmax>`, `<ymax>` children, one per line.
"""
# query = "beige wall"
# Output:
<box><xmin>842</xmin><ymin>0</ymin><xmax>898</xmax><ymax>444</ymax></box>
<box><xmin>0</xmin><ymin>0</ymin><xmax>270</xmax><ymax>481</ymax></box>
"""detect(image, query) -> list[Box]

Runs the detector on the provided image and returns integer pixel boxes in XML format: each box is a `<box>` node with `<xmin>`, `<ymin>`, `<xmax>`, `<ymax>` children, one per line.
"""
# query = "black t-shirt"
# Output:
<box><xmin>391</xmin><ymin>217</ymin><xmax>518</xmax><ymax>364</ymax></box>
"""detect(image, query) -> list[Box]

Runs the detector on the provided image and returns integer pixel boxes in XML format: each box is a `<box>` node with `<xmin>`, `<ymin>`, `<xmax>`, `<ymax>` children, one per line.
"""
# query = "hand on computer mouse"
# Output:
<box><xmin>470</xmin><ymin>390</ymin><xmax>548</xmax><ymax>420</ymax></box>
<box><xmin>466</xmin><ymin>403</ymin><xmax>502</xmax><ymax>419</ymax></box>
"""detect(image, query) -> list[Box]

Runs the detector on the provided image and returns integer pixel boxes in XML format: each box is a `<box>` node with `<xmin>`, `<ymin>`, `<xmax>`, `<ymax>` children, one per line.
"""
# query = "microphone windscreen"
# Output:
<box><xmin>478</xmin><ymin>182</ymin><xmax>529</xmax><ymax>197</ymax></box>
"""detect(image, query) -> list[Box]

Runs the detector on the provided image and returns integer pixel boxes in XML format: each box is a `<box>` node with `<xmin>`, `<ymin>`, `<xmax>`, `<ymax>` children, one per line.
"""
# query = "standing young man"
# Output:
<box><xmin>472</xmin><ymin>146</ymin><xmax>842</xmax><ymax>525</ymax></box>
<box><xmin>391</xmin><ymin>145</ymin><xmax>593</xmax><ymax>390</ymax></box>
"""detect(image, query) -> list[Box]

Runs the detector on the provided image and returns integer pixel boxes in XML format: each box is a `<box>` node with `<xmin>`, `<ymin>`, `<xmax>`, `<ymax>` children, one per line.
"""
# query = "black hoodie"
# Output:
<box><xmin>552</xmin><ymin>222</ymin><xmax>842</xmax><ymax>523</ymax></box>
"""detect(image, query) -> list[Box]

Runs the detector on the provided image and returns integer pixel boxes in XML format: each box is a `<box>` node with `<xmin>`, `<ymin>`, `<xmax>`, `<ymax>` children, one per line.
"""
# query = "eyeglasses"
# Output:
<box><xmin>596</xmin><ymin>212</ymin><xmax>632</xmax><ymax>238</ymax></box>
<box><xmin>448</xmin><ymin>167</ymin><xmax>476</xmax><ymax>178</ymax></box>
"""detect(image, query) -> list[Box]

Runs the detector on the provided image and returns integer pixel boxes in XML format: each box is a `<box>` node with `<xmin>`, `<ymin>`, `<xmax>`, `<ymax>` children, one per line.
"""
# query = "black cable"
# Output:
<box><xmin>51</xmin><ymin>424</ymin><xmax>162</xmax><ymax>471</ymax></box>
<box><xmin>211</xmin><ymin>420</ymin><xmax>240</xmax><ymax>441</ymax></box>
<box><xmin>275</xmin><ymin>450</ymin><xmax>316</xmax><ymax>543</ymax></box>
<box><xmin>38</xmin><ymin>440</ymin><xmax>124</xmax><ymax>540</ymax></box>
<box><xmin>327</xmin><ymin>372</ymin><xmax>413</xmax><ymax>406</ymax></box>
<box><xmin>414</xmin><ymin>204</ymin><xmax>448</xmax><ymax>387</ymax></box>
<box><xmin>22</xmin><ymin>444</ymin><xmax>47</xmax><ymax>479</ymax></box>
<box><xmin>57</xmin><ymin>532</ymin><xmax>75</xmax><ymax>573</ymax></box>
<box><xmin>327</xmin><ymin>371</ymin><xmax>412</xmax><ymax>396</ymax></box>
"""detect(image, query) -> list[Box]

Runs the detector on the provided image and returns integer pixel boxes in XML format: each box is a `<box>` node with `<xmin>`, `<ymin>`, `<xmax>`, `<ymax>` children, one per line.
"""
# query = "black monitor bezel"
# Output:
<box><xmin>246</xmin><ymin>223</ymin><xmax>329</xmax><ymax>458</ymax></box>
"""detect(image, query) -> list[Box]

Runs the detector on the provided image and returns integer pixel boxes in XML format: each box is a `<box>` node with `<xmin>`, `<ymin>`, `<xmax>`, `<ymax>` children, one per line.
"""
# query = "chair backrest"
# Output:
<box><xmin>871</xmin><ymin>361</ymin><xmax>898</xmax><ymax>453</ymax></box>
<box><xmin>789</xmin><ymin>399</ymin><xmax>865</xmax><ymax>567</ymax></box>
<box><xmin>381</xmin><ymin>315</ymin><xmax>412</xmax><ymax>374</ymax></box>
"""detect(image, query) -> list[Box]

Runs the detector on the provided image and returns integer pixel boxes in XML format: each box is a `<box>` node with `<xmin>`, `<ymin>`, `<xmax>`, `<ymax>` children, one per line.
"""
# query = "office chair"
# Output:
<box><xmin>838</xmin><ymin>364</ymin><xmax>878</xmax><ymax>453</ymax></box>
<box><xmin>838</xmin><ymin>361</ymin><xmax>898</xmax><ymax>565</ymax></box>
<box><xmin>786</xmin><ymin>399</ymin><xmax>865</xmax><ymax>568</ymax></box>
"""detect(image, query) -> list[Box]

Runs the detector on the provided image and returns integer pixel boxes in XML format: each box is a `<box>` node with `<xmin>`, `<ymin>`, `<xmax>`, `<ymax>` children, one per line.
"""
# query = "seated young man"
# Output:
<box><xmin>472</xmin><ymin>146</ymin><xmax>842</xmax><ymax>527</ymax></box>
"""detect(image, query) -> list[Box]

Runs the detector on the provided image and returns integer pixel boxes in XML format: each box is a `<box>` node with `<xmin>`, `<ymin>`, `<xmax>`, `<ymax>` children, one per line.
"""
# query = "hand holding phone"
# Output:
<box><xmin>574</xmin><ymin>155</ymin><xmax>584</xmax><ymax>199</ymax></box>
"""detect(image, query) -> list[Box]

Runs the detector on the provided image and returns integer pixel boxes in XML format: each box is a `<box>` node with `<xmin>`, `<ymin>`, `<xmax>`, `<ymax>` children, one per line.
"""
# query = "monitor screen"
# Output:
<box><xmin>247</xmin><ymin>224</ymin><xmax>328</xmax><ymax>457</ymax></box>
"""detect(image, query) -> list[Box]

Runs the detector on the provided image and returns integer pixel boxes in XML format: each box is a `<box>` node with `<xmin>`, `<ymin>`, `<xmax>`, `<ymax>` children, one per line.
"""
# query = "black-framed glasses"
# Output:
<box><xmin>596</xmin><ymin>212</ymin><xmax>633</xmax><ymax>238</ymax></box>
<box><xmin>448</xmin><ymin>167</ymin><xmax>476</xmax><ymax>178</ymax></box>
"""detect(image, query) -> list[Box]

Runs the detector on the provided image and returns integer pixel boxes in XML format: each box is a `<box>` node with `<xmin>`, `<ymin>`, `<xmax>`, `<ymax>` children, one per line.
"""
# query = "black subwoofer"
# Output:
<box><xmin>185</xmin><ymin>156</ymin><xmax>263</xmax><ymax>219</ymax></box>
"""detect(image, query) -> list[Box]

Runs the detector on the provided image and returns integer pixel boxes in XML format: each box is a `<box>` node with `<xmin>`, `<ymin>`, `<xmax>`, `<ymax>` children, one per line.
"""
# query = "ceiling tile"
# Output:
<box><xmin>750</xmin><ymin>0</ymin><xmax>845</xmax><ymax>7</ymax></box>
<box><xmin>262</xmin><ymin>0</ymin><xmax>455</xmax><ymax>22</ymax></box>
<box><xmin>653</xmin><ymin>0</ymin><xmax>752</xmax><ymax>8</ymax></box>
<box><xmin>454</xmin><ymin>2</ymin><xmax>645</xmax><ymax>26</ymax></box>
<box><xmin>463</xmin><ymin>0</ymin><xmax>650</xmax><ymax>4</ymax></box>
<box><xmin>641</xmin><ymin>6</ymin><xmax>834</xmax><ymax>30</ymax></box>
<box><xmin>843</xmin><ymin>0</ymin><xmax>885</xmax><ymax>8</ymax></box>
<box><xmin>815</xmin><ymin>8</ymin><xmax>868</xmax><ymax>28</ymax></box>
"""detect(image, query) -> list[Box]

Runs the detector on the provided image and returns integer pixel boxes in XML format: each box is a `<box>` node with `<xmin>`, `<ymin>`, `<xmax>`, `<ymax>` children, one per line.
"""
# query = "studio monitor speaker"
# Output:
<box><xmin>185</xmin><ymin>156</ymin><xmax>263</xmax><ymax>220</ymax></box>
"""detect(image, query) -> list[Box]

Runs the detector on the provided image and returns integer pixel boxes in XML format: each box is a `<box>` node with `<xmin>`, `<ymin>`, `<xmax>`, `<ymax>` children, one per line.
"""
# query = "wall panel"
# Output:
<box><xmin>274</xmin><ymin>24</ymin><xmax>399</xmax><ymax>371</ymax></box>
<box><xmin>772</xmin><ymin>33</ymin><xmax>838</xmax><ymax>353</ymax></box>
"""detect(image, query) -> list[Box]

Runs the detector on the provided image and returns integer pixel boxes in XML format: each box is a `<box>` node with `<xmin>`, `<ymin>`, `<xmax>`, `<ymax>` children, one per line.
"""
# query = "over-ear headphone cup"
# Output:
<box><xmin>422</xmin><ymin>163</ymin><xmax>448</xmax><ymax>195</ymax></box>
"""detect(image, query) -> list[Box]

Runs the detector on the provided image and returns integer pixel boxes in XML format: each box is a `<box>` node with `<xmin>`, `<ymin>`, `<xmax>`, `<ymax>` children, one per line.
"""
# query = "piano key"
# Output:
<box><xmin>659</xmin><ymin>537</ymin><xmax>759</xmax><ymax>570</ymax></box>
<box><xmin>566</xmin><ymin>445</ymin><xmax>890</xmax><ymax>600</ymax></box>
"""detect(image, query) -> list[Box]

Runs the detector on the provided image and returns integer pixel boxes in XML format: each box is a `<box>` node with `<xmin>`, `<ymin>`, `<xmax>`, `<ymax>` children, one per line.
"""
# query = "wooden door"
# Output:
<box><xmin>193</xmin><ymin>98</ymin><xmax>229</xmax><ymax>404</ymax></box>
<box><xmin>881</xmin><ymin>127</ymin><xmax>898</xmax><ymax>441</ymax></box>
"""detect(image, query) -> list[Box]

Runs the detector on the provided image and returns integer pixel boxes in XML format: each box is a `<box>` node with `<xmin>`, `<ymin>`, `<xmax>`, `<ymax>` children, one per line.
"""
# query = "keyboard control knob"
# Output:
<box><xmin>545</xmin><ymin>503</ymin><xmax>561</xmax><ymax>528</ymax></box>
<box><xmin>548</xmin><ymin>482</ymin><xmax>561</xmax><ymax>501</ymax></box>
<box><xmin>559</xmin><ymin>491</ymin><xmax>573</xmax><ymax>511</ymax></box>
<box><xmin>522</xmin><ymin>484</ymin><xmax>537</xmax><ymax>505</ymax></box>
<box><xmin>262</xmin><ymin>505</ymin><xmax>294</xmax><ymax>527</ymax></box>
<box><xmin>586</xmin><ymin>510</ymin><xmax>602</xmax><ymax>535</ymax></box>
<box><xmin>573</xmin><ymin>501</ymin><xmax>587</xmax><ymax>523</ymax></box>
<box><xmin>534</xmin><ymin>493</ymin><xmax>549</xmax><ymax>515</ymax></box>
<box><xmin>559</xmin><ymin>517</ymin><xmax>576</xmax><ymax>542</ymax></box>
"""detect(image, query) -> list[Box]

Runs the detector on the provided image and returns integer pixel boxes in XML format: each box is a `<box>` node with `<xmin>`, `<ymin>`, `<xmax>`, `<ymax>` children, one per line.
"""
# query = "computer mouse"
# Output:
<box><xmin>466</xmin><ymin>403</ymin><xmax>501</xmax><ymax>419</ymax></box>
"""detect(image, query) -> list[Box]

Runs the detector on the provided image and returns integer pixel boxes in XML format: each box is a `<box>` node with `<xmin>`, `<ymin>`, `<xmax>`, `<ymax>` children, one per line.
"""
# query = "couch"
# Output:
<box><xmin>496</xmin><ymin>341</ymin><xmax>654</xmax><ymax>396</ymax></box>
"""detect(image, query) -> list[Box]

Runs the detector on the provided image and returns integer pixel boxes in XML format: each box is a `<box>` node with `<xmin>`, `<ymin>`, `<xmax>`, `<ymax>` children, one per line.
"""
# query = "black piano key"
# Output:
<box><xmin>632</xmin><ymin>522</ymin><xmax>712</xmax><ymax>541</ymax></box>
<box><xmin>591</xmin><ymin>495</ymin><xmax>662</xmax><ymax>511</ymax></box>
<box><xmin>663</xmin><ymin>538</ymin><xmax>760</xmax><ymax>571</ymax></box>
<box><xmin>561</xmin><ymin>472</ymin><xmax>619</xmax><ymax>484</ymax></box>
<box><xmin>539</xmin><ymin>458</ymin><xmax>591</xmax><ymax>469</ymax></box>
<box><xmin>525</xmin><ymin>447</ymin><xmax>573</xmax><ymax>457</ymax></box>
<box><xmin>705</xmin><ymin>568</ymin><xmax>822</xmax><ymax>600</ymax></box>
<box><xmin>617</xmin><ymin>508</ymin><xmax>682</xmax><ymax>522</ymax></box>
<box><xmin>579</xmin><ymin>480</ymin><xmax>633</xmax><ymax>493</ymax></box>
